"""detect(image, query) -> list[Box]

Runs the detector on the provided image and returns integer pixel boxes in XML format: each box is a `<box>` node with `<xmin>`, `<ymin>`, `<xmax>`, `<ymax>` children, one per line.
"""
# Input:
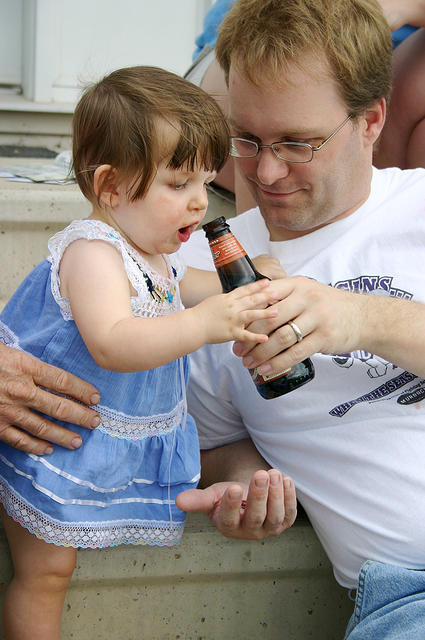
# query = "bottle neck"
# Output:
<box><xmin>208</xmin><ymin>231</ymin><xmax>247</xmax><ymax>269</ymax></box>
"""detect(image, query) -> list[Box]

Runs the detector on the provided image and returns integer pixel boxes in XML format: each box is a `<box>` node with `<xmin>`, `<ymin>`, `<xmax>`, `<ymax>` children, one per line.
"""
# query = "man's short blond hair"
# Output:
<box><xmin>216</xmin><ymin>0</ymin><xmax>392</xmax><ymax>116</ymax></box>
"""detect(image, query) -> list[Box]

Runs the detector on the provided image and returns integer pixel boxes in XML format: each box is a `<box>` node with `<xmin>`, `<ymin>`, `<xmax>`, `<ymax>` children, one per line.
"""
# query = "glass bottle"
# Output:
<box><xmin>203</xmin><ymin>216</ymin><xmax>315</xmax><ymax>399</ymax></box>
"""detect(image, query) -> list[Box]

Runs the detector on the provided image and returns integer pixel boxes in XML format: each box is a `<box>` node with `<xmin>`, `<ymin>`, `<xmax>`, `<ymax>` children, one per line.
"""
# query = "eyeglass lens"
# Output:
<box><xmin>231</xmin><ymin>138</ymin><xmax>312</xmax><ymax>162</ymax></box>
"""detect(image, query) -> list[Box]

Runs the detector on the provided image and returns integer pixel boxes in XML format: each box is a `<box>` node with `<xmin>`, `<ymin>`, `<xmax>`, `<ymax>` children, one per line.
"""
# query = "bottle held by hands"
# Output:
<box><xmin>203</xmin><ymin>216</ymin><xmax>315</xmax><ymax>399</ymax></box>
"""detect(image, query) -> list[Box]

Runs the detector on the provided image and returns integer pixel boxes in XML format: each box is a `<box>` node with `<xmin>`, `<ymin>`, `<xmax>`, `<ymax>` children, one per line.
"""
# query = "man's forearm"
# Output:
<box><xmin>361</xmin><ymin>297</ymin><xmax>425</xmax><ymax>377</ymax></box>
<box><xmin>199</xmin><ymin>438</ymin><xmax>271</xmax><ymax>488</ymax></box>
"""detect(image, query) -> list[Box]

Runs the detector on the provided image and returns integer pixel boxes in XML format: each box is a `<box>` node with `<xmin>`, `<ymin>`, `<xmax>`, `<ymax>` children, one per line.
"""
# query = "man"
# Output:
<box><xmin>175</xmin><ymin>0</ymin><xmax>425</xmax><ymax>637</ymax></box>
<box><xmin>1</xmin><ymin>0</ymin><xmax>425</xmax><ymax>634</ymax></box>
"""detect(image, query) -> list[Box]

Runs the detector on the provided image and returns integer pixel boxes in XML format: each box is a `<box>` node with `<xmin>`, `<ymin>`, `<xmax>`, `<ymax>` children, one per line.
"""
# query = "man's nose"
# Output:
<box><xmin>256</xmin><ymin>148</ymin><xmax>290</xmax><ymax>185</ymax></box>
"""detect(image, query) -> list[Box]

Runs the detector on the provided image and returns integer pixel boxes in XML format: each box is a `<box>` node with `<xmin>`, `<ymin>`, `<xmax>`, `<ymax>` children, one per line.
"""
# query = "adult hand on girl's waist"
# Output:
<box><xmin>0</xmin><ymin>343</ymin><xmax>100</xmax><ymax>455</ymax></box>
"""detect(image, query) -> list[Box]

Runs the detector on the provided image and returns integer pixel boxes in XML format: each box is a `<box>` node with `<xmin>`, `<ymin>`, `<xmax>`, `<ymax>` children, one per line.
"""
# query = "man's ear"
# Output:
<box><xmin>94</xmin><ymin>164</ymin><xmax>120</xmax><ymax>207</ymax></box>
<box><xmin>361</xmin><ymin>98</ymin><xmax>386</xmax><ymax>148</ymax></box>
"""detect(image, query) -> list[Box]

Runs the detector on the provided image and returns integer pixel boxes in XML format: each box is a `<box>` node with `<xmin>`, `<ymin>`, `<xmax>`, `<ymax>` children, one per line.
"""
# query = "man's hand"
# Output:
<box><xmin>176</xmin><ymin>469</ymin><xmax>297</xmax><ymax>540</ymax></box>
<box><xmin>233</xmin><ymin>276</ymin><xmax>425</xmax><ymax>380</ymax></box>
<box><xmin>0</xmin><ymin>343</ymin><xmax>100</xmax><ymax>455</ymax></box>
<box><xmin>251</xmin><ymin>254</ymin><xmax>286</xmax><ymax>281</ymax></box>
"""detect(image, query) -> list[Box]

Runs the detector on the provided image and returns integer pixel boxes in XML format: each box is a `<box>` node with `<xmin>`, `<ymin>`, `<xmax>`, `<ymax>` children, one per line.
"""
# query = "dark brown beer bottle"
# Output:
<box><xmin>203</xmin><ymin>216</ymin><xmax>315</xmax><ymax>399</ymax></box>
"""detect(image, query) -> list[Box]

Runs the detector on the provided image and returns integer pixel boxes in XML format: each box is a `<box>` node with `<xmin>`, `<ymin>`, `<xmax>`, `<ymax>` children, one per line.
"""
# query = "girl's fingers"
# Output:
<box><xmin>240</xmin><ymin>308</ymin><xmax>278</xmax><ymax>323</ymax></box>
<box><xmin>238</xmin><ymin>330</ymin><xmax>269</xmax><ymax>344</ymax></box>
<box><xmin>227</xmin><ymin>279</ymin><xmax>271</xmax><ymax>298</ymax></box>
<box><xmin>232</xmin><ymin>295</ymin><xmax>279</xmax><ymax>314</ymax></box>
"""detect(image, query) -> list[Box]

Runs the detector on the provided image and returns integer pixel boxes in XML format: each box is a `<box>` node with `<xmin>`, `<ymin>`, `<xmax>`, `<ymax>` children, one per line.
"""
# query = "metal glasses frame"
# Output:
<box><xmin>230</xmin><ymin>115</ymin><xmax>353</xmax><ymax>164</ymax></box>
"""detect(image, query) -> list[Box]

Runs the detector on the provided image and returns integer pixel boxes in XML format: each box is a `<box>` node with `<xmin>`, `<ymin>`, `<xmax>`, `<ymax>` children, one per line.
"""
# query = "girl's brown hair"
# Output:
<box><xmin>72</xmin><ymin>66</ymin><xmax>230</xmax><ymax>202</ymax></box>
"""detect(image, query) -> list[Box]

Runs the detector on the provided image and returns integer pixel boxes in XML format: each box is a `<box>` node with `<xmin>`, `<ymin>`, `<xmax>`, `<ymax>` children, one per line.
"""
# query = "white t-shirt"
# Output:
<box><xmin>179</xmin><ymin>166</ymin><xmax>425</xmax><ymax>588</ymax></box>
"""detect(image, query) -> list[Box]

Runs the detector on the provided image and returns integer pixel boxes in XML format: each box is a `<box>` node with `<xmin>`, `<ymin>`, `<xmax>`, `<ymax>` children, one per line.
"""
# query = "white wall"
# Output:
<box><xmin>0</xmin><ymin>1</ymin><xmax>22</xmax><ymax>86</ymax></box>
<box><xmin>0</xmin><ymin>0</ymin><xmax>213</xmax><ymax>108</ymax></box>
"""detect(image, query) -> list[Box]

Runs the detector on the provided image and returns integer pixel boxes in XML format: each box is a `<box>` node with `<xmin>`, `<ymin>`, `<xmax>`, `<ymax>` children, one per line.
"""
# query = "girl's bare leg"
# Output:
<box><xmin>1</xmin><ymin>507</ymin><xmax>77</xmax><ymax>640</ymax></box>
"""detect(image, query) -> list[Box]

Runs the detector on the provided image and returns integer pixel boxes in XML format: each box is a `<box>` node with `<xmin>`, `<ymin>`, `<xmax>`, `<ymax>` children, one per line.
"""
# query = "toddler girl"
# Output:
<box><xmin>0</xmin><ymin>66</ymin><xmax>280</xmax><ymax>639</ymax></box>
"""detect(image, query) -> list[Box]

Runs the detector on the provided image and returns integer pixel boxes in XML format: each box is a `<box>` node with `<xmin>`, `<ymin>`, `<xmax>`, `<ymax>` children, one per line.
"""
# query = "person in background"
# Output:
<box><xmin>374</xmin><ymin>0</ymin><xmax>425</xmax><ymax>169</ymax></box>
<box><xmin>175</xmin><ymin>1</ymin><xmax>425</xmax><ymax>638</ymax></box>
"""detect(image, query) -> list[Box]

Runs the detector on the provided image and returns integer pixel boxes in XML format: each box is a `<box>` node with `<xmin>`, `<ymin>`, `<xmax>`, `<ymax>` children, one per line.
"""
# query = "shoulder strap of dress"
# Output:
<box><xmin>48</xmin><ymin>219</ymin><xmax>148</xmax><ymax>317</ymax></box>
<box><xmin>168</xmin><ymin>251</ymin><xmax>186</xmax><ymax>283</ymax></box>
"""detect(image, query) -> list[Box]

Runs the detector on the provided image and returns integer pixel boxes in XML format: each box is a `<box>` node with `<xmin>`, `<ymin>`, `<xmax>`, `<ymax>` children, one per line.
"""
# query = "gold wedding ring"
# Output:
<box><xmin>287</xmin><ymin>320</ymin><xmax>303</xmax><ymax>343</ymax></box>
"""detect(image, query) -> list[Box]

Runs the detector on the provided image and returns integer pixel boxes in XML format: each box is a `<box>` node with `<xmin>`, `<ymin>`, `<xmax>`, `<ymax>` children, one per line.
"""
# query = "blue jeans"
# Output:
<box><xmin>344</xmin><ymin>560</ymin><xmax>425</xmax><ymax>639</ymax></box>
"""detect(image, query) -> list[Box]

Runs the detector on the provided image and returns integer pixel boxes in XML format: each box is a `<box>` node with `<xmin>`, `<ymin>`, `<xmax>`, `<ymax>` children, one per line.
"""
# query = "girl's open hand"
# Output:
<box><xmin>194</xmin><ymin>279</ymin><xmax>279</xmax><ymax>345</ymax></box>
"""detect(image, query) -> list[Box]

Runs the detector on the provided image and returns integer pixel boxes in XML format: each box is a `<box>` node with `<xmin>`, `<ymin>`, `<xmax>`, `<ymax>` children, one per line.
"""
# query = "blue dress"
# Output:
<box><xmin>0</xmin><ymin>219</ymin><xmax>200</xmax><ymax>548</ymax></box>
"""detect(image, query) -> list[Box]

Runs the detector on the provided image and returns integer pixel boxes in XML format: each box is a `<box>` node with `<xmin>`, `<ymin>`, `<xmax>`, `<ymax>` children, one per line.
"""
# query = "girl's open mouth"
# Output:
<box><xmin>178</xmin><ymin>224</ymin><xmax>197</xmax><ymax>243</ymax></box>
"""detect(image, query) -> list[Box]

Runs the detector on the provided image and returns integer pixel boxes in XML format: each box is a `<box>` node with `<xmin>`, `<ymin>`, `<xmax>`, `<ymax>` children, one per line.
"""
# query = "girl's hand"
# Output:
<box><xmin>252</xmin><ymin>254</ymin><xmax>286</xmax><ymax>280</ymax></box>
<box><xmin>193</xmin><ymin>279</ymin><xmax>279</xmax><ymax>345</ymax></box>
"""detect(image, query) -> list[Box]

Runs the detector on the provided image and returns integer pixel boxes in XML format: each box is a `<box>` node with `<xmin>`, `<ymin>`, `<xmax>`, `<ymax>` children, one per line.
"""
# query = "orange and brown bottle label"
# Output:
<box><xmin>251</xmin><ymin>366</ymin><xmax>292</xmax><ymax>385</ymax></box>
<box><xmin>209</xmin><ymin>233</ymin><xmax>246</xmax><ymax>268</ymax></box>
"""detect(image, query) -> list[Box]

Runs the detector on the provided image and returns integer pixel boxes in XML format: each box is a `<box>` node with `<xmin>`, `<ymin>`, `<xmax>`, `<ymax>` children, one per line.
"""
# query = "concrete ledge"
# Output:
<box><xmin>0</xmin><ymin>157</ymin><xmax>90</xmax><ymax>303</ymax></box>
<box><xmin>0</xmin><ymin>107</ymin><xmax>72</xmax><ymax>154</ymax></box>
<box><xmin>0</xmin><ymin>513</ymin><xmax>352</xmax><ymax>640</ymax></box>
<box><xmin>0</xmin><ymin>157</ymin><xmax>234</xmax><ymax>304</ymax></box>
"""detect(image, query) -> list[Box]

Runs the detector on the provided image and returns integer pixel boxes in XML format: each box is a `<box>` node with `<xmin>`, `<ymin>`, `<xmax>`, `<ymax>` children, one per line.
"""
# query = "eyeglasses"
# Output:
<box><xmin>230</xmin><ymin>115</ymin><xmax>352</xmax><ymax>164</ymax></box>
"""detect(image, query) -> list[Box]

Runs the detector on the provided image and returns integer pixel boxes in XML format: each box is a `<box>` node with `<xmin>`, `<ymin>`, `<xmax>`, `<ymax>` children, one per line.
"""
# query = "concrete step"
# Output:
<box><xmin>0</xmin><ymin>512</ymin><xmax>352</xmax><ymax>640</ymax></box>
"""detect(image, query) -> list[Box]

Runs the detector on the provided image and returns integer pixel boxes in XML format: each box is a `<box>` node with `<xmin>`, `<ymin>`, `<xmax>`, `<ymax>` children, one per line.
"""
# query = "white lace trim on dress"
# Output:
<box><xmin>95</xmin><ymin>400</ymin><xmax>185</xmax><ymax>439</ymax></box>
<box><xmin>0</xmin><ymin>321</ymin><xmax>22</xmax><ymax>350</ymax></box>
<box><xmin>0</xmin><ymin>480</ymin><xmax>184</xmax><ymax>548</ymax></box>
<box><xmin>47</xmin><ymin>219</ymin><xmax>186</xmax><ymax>321</ymax></box>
